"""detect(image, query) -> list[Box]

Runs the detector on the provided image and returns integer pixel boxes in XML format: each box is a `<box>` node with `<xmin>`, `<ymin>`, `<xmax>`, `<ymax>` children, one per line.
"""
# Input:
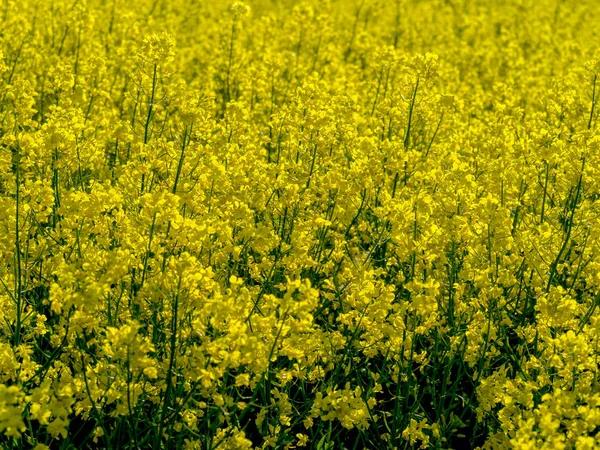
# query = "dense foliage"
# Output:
<box><xmin>2</xmin><ymin>0</ymin><xmax>600</xmax><ymax>448</ymax></box>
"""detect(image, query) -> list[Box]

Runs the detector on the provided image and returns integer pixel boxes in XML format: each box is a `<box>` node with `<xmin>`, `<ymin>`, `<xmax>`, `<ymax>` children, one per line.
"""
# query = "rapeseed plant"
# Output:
<box><xmin>2</xmin><ymin>0</ymin><xmax>600</xmax><ymax>448</ymax></box>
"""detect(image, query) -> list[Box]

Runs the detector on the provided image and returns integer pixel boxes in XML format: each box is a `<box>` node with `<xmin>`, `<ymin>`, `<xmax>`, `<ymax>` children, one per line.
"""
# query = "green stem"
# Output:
<box><xmin>14</xmin><ymin>144</ymin><xmax>22</xmax><ymax>347</ymax></box>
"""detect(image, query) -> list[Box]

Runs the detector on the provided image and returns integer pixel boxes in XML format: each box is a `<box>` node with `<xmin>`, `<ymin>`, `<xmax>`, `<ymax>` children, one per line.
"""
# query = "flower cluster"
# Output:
<box><xmin>1</xmin><ymin>0</ymin><xmax>600</xmax><ymax>448</ymax></box>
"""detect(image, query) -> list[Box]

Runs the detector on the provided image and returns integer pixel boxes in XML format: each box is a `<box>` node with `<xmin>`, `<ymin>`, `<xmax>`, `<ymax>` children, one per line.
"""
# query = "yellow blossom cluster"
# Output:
<box><xmin>1</xmin><ymin>0</ymin><xmax>600</xmax><ymax>448</ymax></box>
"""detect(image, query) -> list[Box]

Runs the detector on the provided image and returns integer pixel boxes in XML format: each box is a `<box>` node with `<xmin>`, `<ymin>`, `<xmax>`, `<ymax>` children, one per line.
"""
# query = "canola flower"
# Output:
<box><xmin>1</xmin><ymin>0</ymin><xmax>600</xmax><ymax>448</ymax></box>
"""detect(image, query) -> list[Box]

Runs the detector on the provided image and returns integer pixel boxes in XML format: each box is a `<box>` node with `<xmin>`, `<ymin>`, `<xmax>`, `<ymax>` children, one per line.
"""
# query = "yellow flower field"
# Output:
<box><xmin>2</xmin><ymin>0</ymin><xmax>600</xmax><ymax>448</ymax></box>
